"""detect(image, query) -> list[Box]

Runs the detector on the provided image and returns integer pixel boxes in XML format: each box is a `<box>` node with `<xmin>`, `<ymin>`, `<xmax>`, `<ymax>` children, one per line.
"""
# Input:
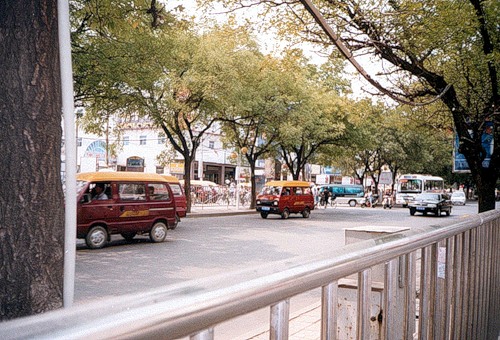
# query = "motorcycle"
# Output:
<box><xmin>361</xmin><ymin>194</ymin><xmax>378</xmax><ymax>208</ymax></box>
<box><xmin>382</xmin><ymin>194</ymin><xmax>393</xmax><ymax>209</ymax></box>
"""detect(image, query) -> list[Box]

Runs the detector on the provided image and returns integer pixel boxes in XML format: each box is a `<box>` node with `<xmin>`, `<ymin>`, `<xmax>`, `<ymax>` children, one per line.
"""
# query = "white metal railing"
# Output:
<box><xmin>1</xmin><ymin>210</ymin><xmax>499</xmax><ymax>339</ymax></box>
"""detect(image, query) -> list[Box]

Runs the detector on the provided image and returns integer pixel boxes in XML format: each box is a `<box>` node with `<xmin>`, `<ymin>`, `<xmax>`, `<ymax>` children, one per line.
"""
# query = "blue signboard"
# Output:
<box><xmin>453</xmin><ymin>123</ymin><xmax>494</xmax><ymax>173</ymax></box>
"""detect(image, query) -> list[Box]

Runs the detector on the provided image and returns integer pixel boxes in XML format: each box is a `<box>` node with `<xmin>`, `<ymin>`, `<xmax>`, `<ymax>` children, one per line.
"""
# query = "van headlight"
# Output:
<box><xmin>256</xmin><ymin>200</ymin><xmax>261</xmax><ymax>205</ymax></box>
<box><xmin>273</xmin><ymin>200</ymin><xmax>278</xmax><ymax>206</ymax></box>
<box><xmin>428</xmin><ymin>204</ymin><xmax>437</xmax><ymax>208</ymax></box>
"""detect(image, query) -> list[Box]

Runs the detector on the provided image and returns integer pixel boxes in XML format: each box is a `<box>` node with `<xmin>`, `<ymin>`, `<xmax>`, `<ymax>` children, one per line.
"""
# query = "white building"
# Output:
<box><xmin>75</xmin><ymin>117</ymin><xmax>263</xmax><ymax>186</ymax></box>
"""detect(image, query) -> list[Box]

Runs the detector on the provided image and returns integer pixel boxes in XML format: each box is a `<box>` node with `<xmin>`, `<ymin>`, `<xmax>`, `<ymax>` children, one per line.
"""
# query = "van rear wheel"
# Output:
<box><xmin>349</xmin><ymin>200</ymin><xmax>356</xmax><ymax>207</ymax></box>
<box><xmin>86</xmin><ymin>226</ymin><xmax>108</xmax><ymax>249</ymax></box>
<box><xmin>302</xmin><ymin>207</ymin><xmax>310</xmax><ymax>218</ymax></box>
<box><xmin>150</xmin><ymin>222</ymin><xmax>167</xmax><ymax>243</ymax></box>
<box><xmin>281</xmin><ymin>208</ymin><xmax>290</xmax><ymax>219</ymax></box>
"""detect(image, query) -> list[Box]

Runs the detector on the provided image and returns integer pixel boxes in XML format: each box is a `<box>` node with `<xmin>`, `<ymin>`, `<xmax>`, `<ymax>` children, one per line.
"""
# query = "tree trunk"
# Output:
<box><xmin>0</xmin><ymin>0</ymin><xmax>64</xmax><ymax>320</ymax></box>
<box><xmin>183</xmin><ymin>155</ymin><xmax>193</xmax><ymax>213</ymax></box>
<box><xmin>249</xmin><ymin>160</ymin><xmax>256</xmax><ymax>209</ymax></box>
<box><xmin>474</xmin><ymin>168</ymin><xmax>497</xmax><ymax>213</ymax></box>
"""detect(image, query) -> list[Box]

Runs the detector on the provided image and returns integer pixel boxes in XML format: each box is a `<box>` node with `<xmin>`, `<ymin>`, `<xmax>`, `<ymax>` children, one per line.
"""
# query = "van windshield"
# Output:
<box><xmin>76</xmin><ymin>180</ymin><xmax>88</xmax><ymax>195</ymax></box>
<box><xmin>260</xmin><ymin>186</ymin><xmax>281</xmax><ymax>195</ymax></box>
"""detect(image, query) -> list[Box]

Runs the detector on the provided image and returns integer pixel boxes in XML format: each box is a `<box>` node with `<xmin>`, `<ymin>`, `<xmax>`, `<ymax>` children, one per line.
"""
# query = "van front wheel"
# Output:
<box><xmin>281</xmin><ymin>208</ymin><xmax>290</xmax><ymax>219</ymax></box>
<box><xmin>86</xmin><ymin>226</ymin><xmax>108</xmax><ymax>249</ymax></box>
<box><xmin>150</xmin><ymin>222</ymin><xmax>167</xmax><ymax>243</ymax></box>
<box><xmin>260</xmin><ymin>212</ymin><xmax>268</xmax><ymax>219</ymax></box>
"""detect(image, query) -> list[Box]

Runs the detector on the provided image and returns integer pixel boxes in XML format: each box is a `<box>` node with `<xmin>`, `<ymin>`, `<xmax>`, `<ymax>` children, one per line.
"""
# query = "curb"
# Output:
<box><xmin>186</xmin><ymin>210</ymin><xmax>257</xmax><ymax>218</ymax></box>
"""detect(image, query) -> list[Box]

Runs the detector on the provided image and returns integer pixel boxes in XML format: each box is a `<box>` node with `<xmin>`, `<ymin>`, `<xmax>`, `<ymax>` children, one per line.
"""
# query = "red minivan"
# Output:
<box><xmin>77</xmin><ymin>172</ymin><xmax>178</xmax><ymax>249</ymax></box>
<box><xmin>255</xmin><ymin>180</ymin><xmax>315</xmax><ymax>219</ymax></box>
<box><xmin>162</xmin><ymin>175</ymin><xmax>187</xmax><ymax>223</ymax></box>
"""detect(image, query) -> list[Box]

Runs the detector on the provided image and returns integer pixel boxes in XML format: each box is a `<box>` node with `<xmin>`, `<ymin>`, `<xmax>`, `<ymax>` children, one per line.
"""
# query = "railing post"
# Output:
<box><xmin>383</xmin><ymin>259</ymin><xmax>399</xmax><ymax>339</ymax></box>
<box><xmin>484</xmin><ymin>223</ymin><xmax>495</xmax><ymax>339</ymax></box>
<box><xmin>444</xmin><ymin>237</ymin><xmax>455</xmax><ymax>340</ymax></box>
<box><xmin>270</xmin><ymin>299</ymin><xmax>290</xmax><ymax>340</ymax></box>
<box><xmin>460</xmin><ymin>230</ymin><xmax>471</xmax><ymax>338</ymax></box>
<box><xmin>190</xmin><ymin>328</ymin><xmax>214</xmax><ymax>340</ymax></box>
<box><xmin>488</xmin><ymin>222</ymin><xmax>500</xmax><ymax>339</ymax></box>
<box><xmin>433</xmin><ymin>240</ymin><xmax>449</xmax><ymax>340</ymax></box>
<box><xmin>476</xmin><ymin>226</ymin><xmax>485</xmax><ymax>340</ymax></box>
<box><xmin>357</xmin><ymin>269</ymin><xmax>372</xmax><ymax>339</ymax></box>
<box><xmin>452</xmin><ymin>233</ymin><xmax>463</xmax><ymax>340</ymax></box>
<box><xmin>467</xmin><ymin>229</ymin><xmax>476</xmax><ymax>339</ymax></box>
<box><xmin>404</xmin><ymin>252</ymin><xmax>416</xmax><ymax>338</ymax></box>
<box><xmin>321</xmin><ymin>281</ymin><xmax>338</xmax><ymax>340</ymax></box>
<box><xmin>418</xmin><ymin>245</ymin><xmax>432</xmax><ymax>339</ymax></box>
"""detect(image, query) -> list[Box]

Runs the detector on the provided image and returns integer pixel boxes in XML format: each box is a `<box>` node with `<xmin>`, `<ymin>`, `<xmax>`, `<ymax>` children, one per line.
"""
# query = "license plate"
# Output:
<box><xmin>417</xmin><ymin>207</ymin><xmax>425</xmax><ymax>211</ymax></box>
<box><xmin>261</xmin><ymin>207</ymin><xmax>270</xmax><ymax>211</ymax></box>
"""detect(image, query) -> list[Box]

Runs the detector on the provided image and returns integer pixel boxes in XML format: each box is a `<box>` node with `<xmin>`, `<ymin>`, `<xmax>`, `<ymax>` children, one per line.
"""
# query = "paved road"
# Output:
<box><xmin>74</xmin><ymin>202</ymin><xmax>481</xmax><ymax>338</ymax></box>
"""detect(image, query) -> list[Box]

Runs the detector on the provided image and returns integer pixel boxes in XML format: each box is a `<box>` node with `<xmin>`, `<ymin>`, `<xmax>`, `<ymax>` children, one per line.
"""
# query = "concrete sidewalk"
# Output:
<box><xmin>238</xmin><ymin>303</ymin><xmax>322</xmax><ymax>340</ymax></box>
<box><xmin>187</xmin><ymin>204</ymin><xmax>257</xmax><ymax>218</ymax></box>
<box><xmin>185</xmin><ymin>204</ymin><xmax>322</xmax><ymax>339</ymax></box>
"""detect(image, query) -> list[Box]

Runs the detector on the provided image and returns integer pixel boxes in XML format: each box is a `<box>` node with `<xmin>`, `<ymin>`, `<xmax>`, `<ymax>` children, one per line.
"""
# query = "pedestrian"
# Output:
<box><xmin>311</xmin><ymin>184</ymin><xmax>319</xmax><ymax>208</ymax></box>
<box><xmin>323</xmin><ymin>189</ymin><xmax>330</xmax><ymax>208</ymax></box>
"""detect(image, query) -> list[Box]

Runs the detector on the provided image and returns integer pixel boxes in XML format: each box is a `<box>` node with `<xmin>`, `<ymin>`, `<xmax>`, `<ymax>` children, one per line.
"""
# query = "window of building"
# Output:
<box><xmin>208</xmin><ymin>141</ymin><xmax>215</xmax><ymax>149</ymax></box>
<box><xmin>123</xmin><ymin>136</ymin><xmax>129</xmax><ymax>146</ymax></box>
<box><xmin>158</xmin><ymin>133</ymin><xmax>166</xmax><ymax>144</ymax></box>
<box><xmin>140</xmin><ymin>135</ymin><xmax>147</xmax><ymax>145</ymax></box>
<box><xmin>156</xmin><ymin>166</ymin><xmax>164</xmax><ymax>174</ymax></box>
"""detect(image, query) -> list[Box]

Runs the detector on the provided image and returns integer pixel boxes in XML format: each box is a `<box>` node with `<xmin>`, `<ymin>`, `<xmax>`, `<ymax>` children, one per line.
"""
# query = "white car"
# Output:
<box><xmin>451</xmin><ymin>191</ymin><xmax>466</xmax><ymax>205</ymax></box>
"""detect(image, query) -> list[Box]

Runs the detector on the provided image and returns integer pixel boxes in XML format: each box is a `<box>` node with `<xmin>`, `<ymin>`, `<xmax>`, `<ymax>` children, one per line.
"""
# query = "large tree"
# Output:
<box><xmin>298</xmin><ymin>0</ymin><xmax>499</xmax><ymax>212</ymax></box>
<box><xmin>0</xmin><ymin>0</ymin><xmax>64</xmax><ymax>319</ymax></box>
<box><xmin>208</xmin><ymin>0</ymin><xmax>499</xmax><ymax>212</ymax></box>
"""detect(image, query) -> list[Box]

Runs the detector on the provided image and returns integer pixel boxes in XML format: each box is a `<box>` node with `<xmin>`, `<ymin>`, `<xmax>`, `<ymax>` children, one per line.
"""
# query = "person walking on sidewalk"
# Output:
<box><xmin>323</xmin><ymin>188</ymin><xmax>330</xmax><ymax>208</ymax></box>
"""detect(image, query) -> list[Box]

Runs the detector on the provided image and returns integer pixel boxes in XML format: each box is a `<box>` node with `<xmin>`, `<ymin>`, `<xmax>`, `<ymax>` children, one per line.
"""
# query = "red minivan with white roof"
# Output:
<box><xmin>255</xmin><ymin>180</ymin><xmax>315</xmax><ymax>219</ymax></box>
<box><xmin>77</xmin><ymin>172</ymin><xmax>179</xmax><ymax>249</ymax></box>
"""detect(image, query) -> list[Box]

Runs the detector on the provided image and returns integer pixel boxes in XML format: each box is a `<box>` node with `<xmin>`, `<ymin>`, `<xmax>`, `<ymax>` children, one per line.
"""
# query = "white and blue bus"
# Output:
<box><xmin>395</xmin><ymin>174</ymin><xmax>445</xmax><ymax>206</ymax></box>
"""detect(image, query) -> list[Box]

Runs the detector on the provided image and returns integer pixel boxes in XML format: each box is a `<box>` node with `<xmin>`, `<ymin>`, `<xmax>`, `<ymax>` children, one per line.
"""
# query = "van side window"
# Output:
<box><xmin>332</xmin><ymin>187</ymin><xmax>343</xmax><ymax>195</ymax></box>
<box><xmin>295</xmin><ymin>188</ymin><xmax>302</xmax><ymax>195</ymax></box>
<box><xmin>148</xmin><ymin>183</ymin><xmax>171</xmax><ymax>201</ymax></box>
<box><xmin>119</xmin><ymin>183</ymin><xmax>146</xmax><ymax>200</ymax></box>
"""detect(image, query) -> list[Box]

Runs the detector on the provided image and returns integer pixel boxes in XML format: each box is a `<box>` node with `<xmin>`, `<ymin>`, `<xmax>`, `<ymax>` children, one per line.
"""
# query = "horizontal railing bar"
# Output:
<box><xmin>1</xmin><ymin>210</ymin><xmax>498</xmax><ymax>340</ymax></box>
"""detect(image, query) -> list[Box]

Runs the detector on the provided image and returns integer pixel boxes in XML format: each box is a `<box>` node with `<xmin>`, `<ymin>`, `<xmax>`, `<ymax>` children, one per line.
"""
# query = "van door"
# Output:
<box><xmin>114</xmin><ymin>182</ymin><xmax>150</xmax><ymax>234</ymax></box>
<box><xmin>77</xmin><ymin>182</ymin><xmax>117</xmax><ymax>237</ymax></box>
<box><xmin>146</xmin><ymin>182</ymin><xmax>176</xmax><ymax>227</ymax></box>
<box><xmin>292</xmin><ymin>187</ymin><xmax>305</xmax><ymax>212</ymax></box>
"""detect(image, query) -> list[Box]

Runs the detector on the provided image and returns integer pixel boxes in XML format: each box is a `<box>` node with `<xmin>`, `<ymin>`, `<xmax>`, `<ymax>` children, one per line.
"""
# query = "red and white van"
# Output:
<box><xmin>77</xmin><ymin>172</ymin><xmax>179</xmax><ymax>249</ymax></box>
<box><xmin>255</xmin><ymin>180</ymin><xmax>315</xmax><ymax>219</ymax></box>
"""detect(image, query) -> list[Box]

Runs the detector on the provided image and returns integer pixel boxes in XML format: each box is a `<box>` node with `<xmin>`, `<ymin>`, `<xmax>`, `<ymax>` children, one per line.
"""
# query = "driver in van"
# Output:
<box><xmin>93</xmin><ymin>183</ymin><xmax>108</xmax><ymax>200</ymax></box>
